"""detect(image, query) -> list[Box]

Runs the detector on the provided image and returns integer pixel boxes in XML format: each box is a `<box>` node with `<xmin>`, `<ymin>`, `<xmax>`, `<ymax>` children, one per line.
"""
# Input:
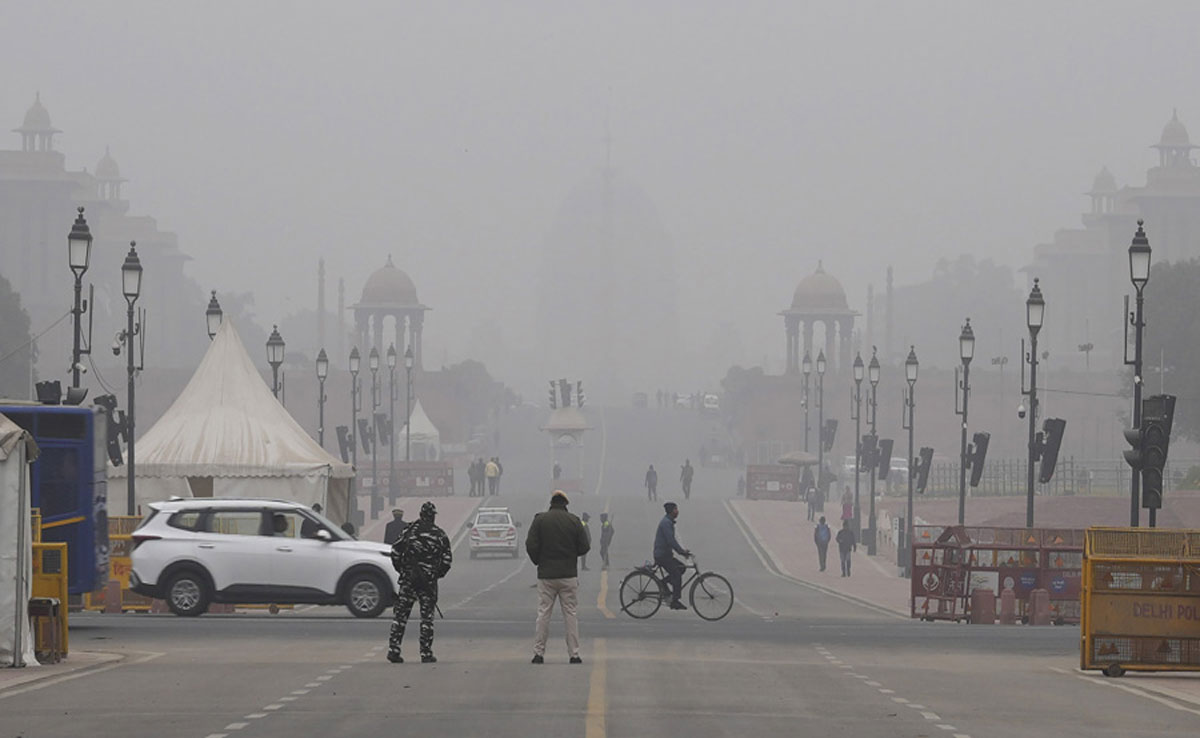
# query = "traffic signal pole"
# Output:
<box><xmin>1131</xmin><ymin>288</ymin><xmax>1144</xmax><ymax>527</ymax></box>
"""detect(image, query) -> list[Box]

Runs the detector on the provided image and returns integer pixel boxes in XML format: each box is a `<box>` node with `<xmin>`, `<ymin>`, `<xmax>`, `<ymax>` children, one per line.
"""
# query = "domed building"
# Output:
<box><xmin>780</xmin><ymin>262</ymin><xmax>858</xmax><ymax>374</ymax></box>
<box><xmin>12</xmin><ymin>92</ymin><xmax>60</xmax><ymax>152</ymax></box>
<box><xmin>351</xmin><ymin>255</ymin><xmax>428</xmax><ymax>369</ymax></box>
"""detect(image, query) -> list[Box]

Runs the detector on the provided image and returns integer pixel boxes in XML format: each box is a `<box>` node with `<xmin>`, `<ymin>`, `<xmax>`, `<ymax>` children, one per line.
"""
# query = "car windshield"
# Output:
<box><xmin>297</xmin><ymin>508</ymin><xmax>352</xmax><ymax>540</ymax></box>
<box><xmin>476</xmin><ymin>513</ymin><xmax>509</xmax><ymax>526</ymax></box>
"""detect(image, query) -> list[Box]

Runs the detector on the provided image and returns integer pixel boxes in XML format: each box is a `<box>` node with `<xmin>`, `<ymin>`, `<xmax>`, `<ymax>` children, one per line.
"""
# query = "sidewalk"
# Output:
<box><xmin>729</xmin><ymin>499</ymin><xmax>910</xmax><ymax>615</ymax></box>
<box><xmin>0</xmin><ymin>650</ymin><xmax>123</xmax><ymax>694</ymax></box>
<box><xmin>358</xmin><ymin>494</ymin><xmax>483</xmax><ymax>545</ymax></box>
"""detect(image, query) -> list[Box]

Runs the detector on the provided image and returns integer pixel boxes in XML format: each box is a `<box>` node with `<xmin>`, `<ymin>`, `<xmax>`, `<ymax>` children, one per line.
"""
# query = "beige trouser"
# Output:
<box><xmin>534</xmin><ymin>577</ymin><xmax>580</xmax><ymax>658</ymax></box>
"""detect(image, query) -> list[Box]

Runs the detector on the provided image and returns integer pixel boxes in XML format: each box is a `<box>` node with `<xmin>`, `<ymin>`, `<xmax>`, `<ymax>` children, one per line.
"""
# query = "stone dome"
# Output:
<box><xmin>791</xmin><ymin>262</ymin><xmax>849</xmax><ymax>311</ymax></box>
<box><xmin>1159</xmin><ymin>110</ymin><xmax>1192</xmax><ymax>148</ymax></box>
<box><xmin>1090</xmin><ymin>166</ymin><xmax>1117</xmax><ymax>194</ymax></box>
<box><xmin>18</xmin><ymin>93</ymin><xmax>56</xmax><ymax>132</ymax></box>
<box><xmin>360</xmin><ymin>255</ymin><xmax>419</xmax><ymax>305</ymax></box>
<box><xmin>96</xmin><ymin>146</ymin><xmax>121</xmax><ymax>180</ymax></box>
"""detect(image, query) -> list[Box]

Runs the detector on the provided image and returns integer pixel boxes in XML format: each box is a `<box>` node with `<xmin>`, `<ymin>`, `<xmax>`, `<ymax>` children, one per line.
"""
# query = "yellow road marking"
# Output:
<box><xmin>41</xmin><ymin>515</ymin><xmax>86</xmax><ymax>529</ymax></box>
<box><xmin>597</xmin><ymin>568</ymin><xmax>616</xmax><ymax>619</ymax></box>
<box><xmin>585</xmin><ymin>638</ymin><xmax>607</xmax><ymax>738</ymax></box>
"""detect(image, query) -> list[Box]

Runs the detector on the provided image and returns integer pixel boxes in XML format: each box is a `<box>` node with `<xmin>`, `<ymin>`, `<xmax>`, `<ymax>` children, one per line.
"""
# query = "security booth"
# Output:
<box><xmin>1081</xmin><ymin>528</ymin><xmax>1200</xmax><ymax>677</ymax></box>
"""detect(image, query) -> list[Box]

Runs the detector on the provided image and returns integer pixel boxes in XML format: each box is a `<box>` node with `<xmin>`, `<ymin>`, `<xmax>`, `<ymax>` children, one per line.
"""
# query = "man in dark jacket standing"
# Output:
<box><xmin>813</xmin><ymin>516</ymin><xmax>831</xmax><ymax>572</ymax></box>
<box><xmin>383</xmin><ymin>509</ymin><xmax>407</xmax><ymax>545</ymax></box>
<box><xmin>598</xmin><ymin>512</ymin><xmax>614</xmax><ymax>570</ymax></box>
<box><xmin>654</xmin><ymin>502</ymin><xmax>692</xmax><ymax>609</ymax></box>
<box><xmin>525</xmin><ymin>490</ymin><xmax>590</xmax><ymax>664</ymax></box>
<box><xmin>836</xmin><ymin>519</ymin><xmax>856</xmax><ymax>577</ymax></box>
<box><xmin>386</xmin><ymin>502</ymin><xmax>452</xmax><ymax>664</ymax></box>
<box><xmin>645</xmin><ymin>465</ymin><xmax>659</xmax><ymax>501</ymax></box>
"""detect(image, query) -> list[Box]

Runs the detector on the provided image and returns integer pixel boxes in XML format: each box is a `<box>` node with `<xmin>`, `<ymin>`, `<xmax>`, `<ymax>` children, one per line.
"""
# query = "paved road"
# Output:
<box><xmin>7</xmin><ymin>409</ymin><xmax>1200</xmax><ymax>737</ymax></box>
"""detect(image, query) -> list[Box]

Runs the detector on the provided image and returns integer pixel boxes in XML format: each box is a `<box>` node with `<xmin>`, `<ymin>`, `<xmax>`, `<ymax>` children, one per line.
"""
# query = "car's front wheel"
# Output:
<box><xmin>345</xmin><ymin>572</ymin><xmax>389</xmax><ymax>618</ymax></box>
<box><xmin>165</xmin><ymin>570</ymin><xmax>211</xmax><ymax>617</ymax></box>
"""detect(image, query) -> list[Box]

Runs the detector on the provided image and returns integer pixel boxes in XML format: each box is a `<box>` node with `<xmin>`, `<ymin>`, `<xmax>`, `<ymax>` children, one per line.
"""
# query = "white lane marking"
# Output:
<box><xmin>878</xmin><ymin>688</ymin><xmax>895</xmax><ymax>694</ymax></box>
<box><xmin>245</xmin><ymin>713</ymin><xmax>268</xmax><ymax>719</ymax></box>
<box><xmin>305</xmin><ymin>682</ymin><xmax>322</xmax><ymax>688</ymax></box>
<box><xmin>279</xmin><ymin>697</ymin><xmax>297</xmax><ymax>702</ymax></box>
<box><xmin>224</xmin><ymin>723</ymin><xmax>249</xmax><ymax>730</ymax></box>
<box><xmin>315</xmin><ymin>675</ymin><xmax>332</xmax><ymax>681</ymax></box>
<box><xmin>449</xmin><ymin>558</ymin><xmax>528</xmax><ymax>609</ymax></box>
<box><xmin>204</xmin><ymin>734</ymin><xmax>228</xmax><ymax>738</ymax></box>
<box><xmin>908</xmin><ymin>703</ymin><xmax>926</xmax><ymax>709</ymax></box>
<box><xmin>839</xmin><ymin>664</ymin><xmax>853</xmax><ymax>669</ymax></box>
<box><xmin>339</xmin><ymin>664</ymin><xmax>353</xmax><ymax>669</ymax></box>
<box><xmin>291</xmin><ymin>689</ymin><xmax>310</xmax><ymax>695</ymax></box>
<box><xmin>921</xmin><ymin>711</ymin><xmax>941</xmax><ymax>720</ymax></box>
<box><xmin>865</xmin><ymin>680</ymin><xmax>882</xmax><ymax>686</ymax></box>
<box><xmin>1074</xmin><ymin>673</ymin><xmax>1200</xmax><ymax>717</ymax></box>
<box><xmin>852</xmin><ymin>674</ymin><xmax>870</xmax><ymax>680</ymax></box>
<box><xmin>954</xmin><ymin>734</ymin><xmax>972</xmax><ymax>738</ymax></box>
<box><xmin>892</xmin><ymin>697</ymin><xmax>909</xmax><ymax>704</ymax></box>
<box><xmin>264</xmin><ymin>704</ymin><xmax>284</xmax><ymax>711</ymax></box>
<box><xmin>937</xmin><ymin>726</ymin><xmax>956</xmax><ymax>732</ymax></box>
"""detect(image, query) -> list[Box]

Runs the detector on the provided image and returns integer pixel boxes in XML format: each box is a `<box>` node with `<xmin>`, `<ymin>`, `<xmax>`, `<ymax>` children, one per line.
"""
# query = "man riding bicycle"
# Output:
<box><xmin>654</xmin><ymin>502</ymin><xmax>692</xmax><ymax>610</ymax></box>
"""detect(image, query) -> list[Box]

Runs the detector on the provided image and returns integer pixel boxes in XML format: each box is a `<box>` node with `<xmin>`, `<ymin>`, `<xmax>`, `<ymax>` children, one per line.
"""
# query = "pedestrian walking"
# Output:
<box><xmin>579</xmin><ymin>512</ymin><xmax>592</xmax><ymax>571</ymax></box>
<box><xmin>806</xmin><ymin>486</ymin><xmax>817</xmax><ymax>521</ymax></box>
<box><xmin>467</xmin><ymin>459</ymin><xmax>480</xmax><ymax>497</ymax></box>
<box><xmin>645</xmin><ymin>464</ymin><xmax>658</xmax><ymax>501</ymax></box>
<box><xmin>680</xmin><ymin>459</ymin><xmax>694</xmax><ymax>500</ymax></box>
<box><xmin>841</xmin><ymin>486</ymin><xmax>853</xmax><ymax>522</ymax></box>
<box><xmin>599</xmin><ymin>512</ymin><xmax>614</xmax><ymax>569</ymax></box>
<box><xmin>836</xmin><ymin>519</ymin><xmax>856</xmax><ymax>577</ymax></box>
<box><xmin>813</xmin><ymin>515</ymin><xmax>831</xmax><ymax>572</ymax></box>
<box><xmin>383</xmin><ymin>508</ymin><xmax>407</xmax><ymax>545</ymax></box>
<box><xmin>553</xmin><ymin>462</ymin><xmax>562</xmax><ymax>480</ymax></box>
<box><xmin>525</xmin><ymin>490</ymin><xmax>590</xmax><ymax>664</ymax></box>
<box><xmin>386</xmin><ymin>501</ymin><xmax>452</xmax><ymax>664</ymax></box>
<box><xmin>485</xmin><ymin>458</ymin><xmax>500</xmax><ymax>496</ymax></box>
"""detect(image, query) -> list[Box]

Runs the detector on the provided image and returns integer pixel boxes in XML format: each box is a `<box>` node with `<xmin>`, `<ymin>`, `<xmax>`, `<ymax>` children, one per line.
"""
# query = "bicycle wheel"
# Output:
<box><xmin>619</xmin><ymin>570</ymin><xmax>664</xmax><ymax>619</ymax></box>
<box><xmin>689</xmin><ymin>572</ymin><xmax>733</xmax><ymax>621</ymax></box>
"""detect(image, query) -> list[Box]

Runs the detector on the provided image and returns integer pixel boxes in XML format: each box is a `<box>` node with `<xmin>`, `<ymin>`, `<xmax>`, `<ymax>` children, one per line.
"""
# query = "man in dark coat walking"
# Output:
<box><xmin>599</xmin><ymin>512</ymin><xmax>614</xmax><ymax>569</ymax></box>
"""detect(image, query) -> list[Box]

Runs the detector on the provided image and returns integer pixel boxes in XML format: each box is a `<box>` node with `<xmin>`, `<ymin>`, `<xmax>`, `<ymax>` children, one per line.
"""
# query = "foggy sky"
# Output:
<box><xmin>5</xmin><ymin>1</ymin><xmax>1200</xmax><ymax>390</ymax></box>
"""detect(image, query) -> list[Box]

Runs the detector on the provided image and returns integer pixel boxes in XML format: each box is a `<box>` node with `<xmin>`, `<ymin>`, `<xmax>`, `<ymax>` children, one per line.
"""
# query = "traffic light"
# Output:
<box><xmin>1123</xmin><ymin>426</ymin><xmax>1144</xmax><ymax>471</ymax></box>
<box><xmin>374</xmin><ymin>412</ymin><xmax>391</xmax><ymax>444</ymax></box>
<box><xmin>860</xmin><ymin>433</ymin><xmax>878</xmax><ymax>472</ymax></box>
<box><xmin>822</xmin><ymin>419</ymin><xmax>838</xmax><ymax>452</ymax></box>
<box><xmin>1038</xmin><ymin>419</ymin><xmax>1067</xmax><ymax>484</ymax></box>
<box><xmin>1141</xmin><ymin>394</ymin><xmax>1176</xmax><ymax>510</ymax></box>
<box><xmin>577</xmin><ymin>381</ymin><xmax>586</xmax><ymax>409</ymax></box>
<box><xmin>967</xmin><ymin>431</ymin><xmax>990</xmax><ymax>487</ymax></box>
<box><xmin>876</xmin><ymin>438</ymin><xmax>894</xmax><ymax>479</ymax></box>
<box><xmin>560</xmin><ymin>378</ymin><xmax>572</xmax><ymax>407</ymax></box>
<box><xmin>357</xmin><ymin>417</ymin><xmax>373</xmax><ymax>454</ymax></box>
<box><xmin>336</xmin><ymin>425</ymin><xmax>352</xmax><ymax>463</ymax></box>
<box><xmin>914</xmin><ymin>446</ymin><xmax>934</xmax><ymax>493</ymax></box>
<box><xmin>548</xmin><ymin>381</ymin><xmax>557</xmax><ymax>410</ymax></box>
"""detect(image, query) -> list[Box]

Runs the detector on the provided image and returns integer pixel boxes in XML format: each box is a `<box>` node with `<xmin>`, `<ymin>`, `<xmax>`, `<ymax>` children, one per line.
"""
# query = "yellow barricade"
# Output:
<box><xmin>84</xmin><ymin>515</ymin><xmax>155</xmax><ymax>612</ymax></box>
<box><xmin>1081</xmin><ymin>527</ymin><xmax>1200</xmax><ymax>676</ymax></box>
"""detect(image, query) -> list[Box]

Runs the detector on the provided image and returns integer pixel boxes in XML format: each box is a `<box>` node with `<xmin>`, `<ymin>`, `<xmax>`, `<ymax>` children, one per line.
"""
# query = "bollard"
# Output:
<box><xmin>1029</xmin><ymin>588</ymin><xmax>1052</xmax><ymax>625</ymax></box>
<box><xmin>999</xmin><ymin>587</ymin><xmax>1017</xmax><ymax>625</ymax></box>
<box><xmin>970</xmin><ymin>588</ymin><xmax>996</xmax><ymax>625</ymax></box>
<box><xmin>104</xmin><ymin>579</ymin><xmax>123</xmax><ymax>614</ymax></box>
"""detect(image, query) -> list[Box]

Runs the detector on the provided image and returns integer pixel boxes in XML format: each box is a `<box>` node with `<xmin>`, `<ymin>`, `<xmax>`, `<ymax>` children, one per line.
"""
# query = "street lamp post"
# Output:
<box><xmin>316</xmin><ymin>348</ymin><xmax>328</xmax><ymax>448</ymax></box>
<box><xmin>1024</xmin><ymin>280</ymin><xmax>1045</xmax><ymax>528</ymax></box>
<box><xmin>349</xmin><ymin>347</ymin><xmax>361</xmax><ymax>521</ymax></box>
<box><xmin>266</xmin><ymin>325</ymin><xmax>285</xmax><ymax>398</ymax></box>
<box><xmin>902</xmin><ymin>346</ymin><xmax>919</xmax><ymax>576</ymax></box>
<box><xmin>68</xmin><ymin>207</ymin><xmax>93</xmax><ymax>389</ymax></box>
<box><xmin>956</xmin><ymin>318</ymin><xmax>975</xmax><ymax>525</ymax></box>
<box><xmin>386</xmin><ymin>344</ymin><xmax>397</xmax><ymax>504</ymax></box>
<box><xmin>816</xmin><ymin>350</ymin><xmax>827</xmax><ymax>510</ymax></box>
<box><xmin>405</xmin><ymin>345</ymin><xmax>414</xmax><ymax>461</ymax></box>
<box><xmin>205</xmin><ymin>291</ymin><xmax>222</xmax><ymax>340</ymax></box>
<box><xmin>851</xmin><ymin>352</ymin><xmax>864</xmax><ymax>537</ymax></box>
<box><xmin>867</xmin><ymin>348</ymin><xmax>880</xmax><ymax>556</ymax></box>
<box><xmin>121</xmin><ymin>243</ymin><xmax>143</xmax><ymax>516</ymax></box>
<box><xmin>1127</xmin><ymin>221</ymin><xmax>1151</xmax><ymax>527</ymax></box>
<box><xmin>369</xmin><ymin>347</ymin><xmax>380</xmax><ymax>519</ymax></box>
<box><xmin>802</xmin><ymin>352</ymin><xmax>812</xmax><ymax>453</ymax></box>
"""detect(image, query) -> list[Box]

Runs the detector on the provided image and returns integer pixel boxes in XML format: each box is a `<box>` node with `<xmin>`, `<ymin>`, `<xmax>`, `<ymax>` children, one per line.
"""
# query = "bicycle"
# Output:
<box><xmin>618</xmin><ymin>557</ymin><xmax>734</xmax><ymax>621</ymax></box>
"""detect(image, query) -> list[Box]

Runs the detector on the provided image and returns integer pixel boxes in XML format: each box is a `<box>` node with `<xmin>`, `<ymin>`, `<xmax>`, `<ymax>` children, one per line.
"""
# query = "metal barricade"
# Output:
<box><xmin>1081</xmin><ymin>528</ymin><xmax>1200</xmax><ymax>677</ymax></box>
<box><xmin>31</xmin><ymin>543</ymin><xmax>69</xmax><ymax>657</ymax></box>
<box><xmin>84</xmin><ymin>515</ymin><xmax>154</xmax><ymax>612</ymax></box>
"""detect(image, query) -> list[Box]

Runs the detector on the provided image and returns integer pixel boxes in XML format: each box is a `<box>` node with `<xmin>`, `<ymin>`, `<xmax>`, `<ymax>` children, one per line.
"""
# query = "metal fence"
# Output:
<box><xmin>918</xmin><ymin>458</ymin><xmax>1200</xmax><ymax>498</ymax></box>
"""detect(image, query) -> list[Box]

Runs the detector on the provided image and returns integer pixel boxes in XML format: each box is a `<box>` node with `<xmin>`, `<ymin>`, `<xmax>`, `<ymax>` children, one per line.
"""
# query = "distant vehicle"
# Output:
<box><xmin>702</xmin><ymin>394</ymin><xmax>720</xmax><ymax>413</ymax></box>
<box><xmin>468</xmin><ymin>507</ymin><xmax>520</xmax><ymax>559</ymax></box>
<box><xmin>675</xmin><ymin>393</ymin><xmax>691</xmax><ymax>409</ymax></box>
<box><xmin>842</xmin><ymin>455</ymin><xmax>857</xmax><ymax>480</ymax></box>
<box><xmin>632</xmin><ymin>392</ymin><xmax>648</xmax><ymax>409</ymax></box>
<box><xmin>130</xmin><ymin>498</ymin><xmax>396</xmax><ymax>618</ymax></box>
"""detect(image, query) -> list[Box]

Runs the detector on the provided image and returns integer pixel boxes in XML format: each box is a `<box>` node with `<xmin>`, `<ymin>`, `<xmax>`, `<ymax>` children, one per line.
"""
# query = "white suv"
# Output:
<box><xmin>130</xmin><ymin>498</ymin><xmax>397</xmax><ymax>618</ymax></box>
<box><xmin>468</xmin><ymin>507</ymin><xmax>520</xmax><ymax>558</ymax></box>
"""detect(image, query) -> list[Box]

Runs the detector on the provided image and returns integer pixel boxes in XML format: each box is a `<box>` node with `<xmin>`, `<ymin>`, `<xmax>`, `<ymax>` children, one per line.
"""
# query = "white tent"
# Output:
<box><xmin>109</xmin><ymin>320</ymin><xmax>355</xmax><ymax>522</ymax></box>
<box><xmin>0</xmin><ymin>412</ymin><xmax>38</xmax><ymax>667</ymax></box>
<box><xmin>404</xmin><ymin>400</ymin><xmax>441</xmax><ymax>461</ymax></box>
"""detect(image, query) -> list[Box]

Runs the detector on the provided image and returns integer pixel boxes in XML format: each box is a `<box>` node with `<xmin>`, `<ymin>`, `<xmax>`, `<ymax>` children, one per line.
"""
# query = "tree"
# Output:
<box><xmin>1140</xmin><ymin>258</ymin><xmax>1200</xmax><ymax>440</ymax></box>
<box><xmin>0</xmin><ymin>271</ymin><xmax>34</xmax><ymax>399</ymax></box>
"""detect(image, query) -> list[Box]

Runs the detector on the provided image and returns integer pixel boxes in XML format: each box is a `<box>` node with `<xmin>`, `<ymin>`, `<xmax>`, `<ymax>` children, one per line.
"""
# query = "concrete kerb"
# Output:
<box><xmin>724</xmin><ymin>499</ymin><xmax>909</xmax><ymax>620</ymax></box>
<box><xmin>0</xmin><ymin>650</ymin><xmax>125</xmax><ymax>698</ymax></box>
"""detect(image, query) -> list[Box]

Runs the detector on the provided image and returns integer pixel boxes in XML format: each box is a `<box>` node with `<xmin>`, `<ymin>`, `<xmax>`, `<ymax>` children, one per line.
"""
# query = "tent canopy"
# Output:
<box><xmin>406</xmin><ymin>399</ymin><xmax>440</xmax><ymax>444</ymax></box>
<box><xmin>109</xmin><ymin>320</ymin><xmax>353</xmax><ymax>518</ymax></box>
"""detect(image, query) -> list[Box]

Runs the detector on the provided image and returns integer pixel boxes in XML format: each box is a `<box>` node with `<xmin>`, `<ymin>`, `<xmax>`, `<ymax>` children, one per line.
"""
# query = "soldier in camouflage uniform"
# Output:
<box><xmin>387</xmin><ymin>501</ymin><xmax>452</xmax><ymax>663</ymax></box>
